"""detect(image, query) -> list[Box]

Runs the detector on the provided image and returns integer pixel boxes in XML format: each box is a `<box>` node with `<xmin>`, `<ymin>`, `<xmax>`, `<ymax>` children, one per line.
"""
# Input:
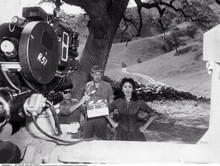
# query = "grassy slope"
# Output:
<box><xmin>105</xmin><ymin>35</ymin><xmax>167</xmax><ymax>82</ymax></box>
<box><xmin>105</xmin><ymin>29</ymin><xmax>212</xmax><ymax>98</ymax></box>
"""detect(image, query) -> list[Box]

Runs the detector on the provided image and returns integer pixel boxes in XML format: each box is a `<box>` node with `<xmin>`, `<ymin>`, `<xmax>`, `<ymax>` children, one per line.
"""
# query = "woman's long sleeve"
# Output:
<box><xmin>139</xmin><ymin>100</ymin><xmax>154</xmax><ymax>113</ymax></box>
<box><xmin>108</xmin><ymin>100</ymin><xmax>119</xmax><ymax>113</ymax></box>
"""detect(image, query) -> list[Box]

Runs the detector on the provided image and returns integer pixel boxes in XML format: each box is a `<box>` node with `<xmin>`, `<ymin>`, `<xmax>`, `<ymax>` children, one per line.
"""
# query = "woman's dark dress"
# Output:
<box><xmin>109</xmin><ymin>98</ymin><xmax>154</xmax><ymax>141</ymax></box>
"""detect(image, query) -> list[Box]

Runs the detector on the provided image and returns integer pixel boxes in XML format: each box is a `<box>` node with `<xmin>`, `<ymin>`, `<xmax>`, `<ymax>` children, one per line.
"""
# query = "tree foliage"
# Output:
<box><xmin>164</xmin><ymin>27</ymin><xmax>186</xmax><ymax>53</ymax></box>
<box><xmin>185</xmin><ymin>25</ymin><xmax>197</xmax><ymax>38</ymax></box>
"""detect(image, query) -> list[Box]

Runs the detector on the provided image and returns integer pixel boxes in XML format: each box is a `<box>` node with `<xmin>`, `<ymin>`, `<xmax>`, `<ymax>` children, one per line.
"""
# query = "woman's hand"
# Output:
<box><xmin>111</xmin><ymin>121</ymin><xmax>119</xmax><ymax>128</ymax></box>
<box><xmin>106</xmin><ymin>115</ymin><xmax>119</xmax><ymax>128</ymax></box>
<box><xmin>157</xmin><ymin>112</ymin><xmax>166</xmax><ymax>119</ymax></box>
<box><xmin>139</xmin><ymin>125</ymin><xmax>146</xmax><ymax>133</ymax></box>
<box><xmin>139</xmin><ymin>115</ymin><xmax>158</xmax><ymax>133</ymax></box>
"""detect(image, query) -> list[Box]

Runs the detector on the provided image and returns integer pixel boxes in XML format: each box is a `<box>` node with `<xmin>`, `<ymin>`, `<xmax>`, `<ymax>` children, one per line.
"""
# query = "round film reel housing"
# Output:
<box><xmin>19</xmin><ymin>21</ymin><xmax>59</xmax><ymax>84</ymax></box>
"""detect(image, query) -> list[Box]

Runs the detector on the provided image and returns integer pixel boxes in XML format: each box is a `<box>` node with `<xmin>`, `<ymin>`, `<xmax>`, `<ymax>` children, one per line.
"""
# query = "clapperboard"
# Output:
<box><xmin>87</xmin><ymin>99</ymin><xmax>109</xmax><ymax>118</ymax></box>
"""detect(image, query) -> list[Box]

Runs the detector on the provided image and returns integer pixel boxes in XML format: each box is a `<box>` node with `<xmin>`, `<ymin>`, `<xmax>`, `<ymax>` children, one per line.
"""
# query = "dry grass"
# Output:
<box><xmin>143</xmin><ymin>100</ymin><xmax>210</xmax><ymax>144</ymax></box>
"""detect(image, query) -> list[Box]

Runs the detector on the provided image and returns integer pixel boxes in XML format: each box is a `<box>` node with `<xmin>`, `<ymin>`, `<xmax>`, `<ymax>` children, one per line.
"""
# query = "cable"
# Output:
<box><xmin>25</xmin><ymin>95</ymin><xmax>100</xmax><ymax>145</ymax></box>
<box><xmin>45</xmin><ymin>100</ymin><xmax>62</xmax><ymax>135</ymax></box>
<box><xmin>31</xmin><ymin>113</ymin><xmax>99</xmax><ymax>145</ymax></box>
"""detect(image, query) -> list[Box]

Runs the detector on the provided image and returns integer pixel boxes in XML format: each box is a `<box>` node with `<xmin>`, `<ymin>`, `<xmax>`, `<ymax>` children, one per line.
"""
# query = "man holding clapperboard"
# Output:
<box><xmin>82</xmin><ymin>65</ymin><xmax>117</xmax><ymax>140</ymax></box>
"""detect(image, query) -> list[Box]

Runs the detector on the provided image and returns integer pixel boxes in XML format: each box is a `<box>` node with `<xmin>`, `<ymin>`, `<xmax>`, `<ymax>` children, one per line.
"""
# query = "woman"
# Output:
<box><xmin>108</xmin><ymin>78</ymin><xmax>158</xmax><ymax>141</ymax></box>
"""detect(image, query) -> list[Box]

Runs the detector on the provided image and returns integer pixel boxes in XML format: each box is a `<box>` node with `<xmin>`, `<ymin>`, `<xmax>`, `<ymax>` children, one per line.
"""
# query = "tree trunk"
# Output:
<box><xmin>71</xmin><ymin>27</ymin><xmax>114</xmax><ymax>99</ymax></box>
<box><xmin>70</xmin><ymin>0</ymin><xmax>129</xmax><ymax>99</ymax></box>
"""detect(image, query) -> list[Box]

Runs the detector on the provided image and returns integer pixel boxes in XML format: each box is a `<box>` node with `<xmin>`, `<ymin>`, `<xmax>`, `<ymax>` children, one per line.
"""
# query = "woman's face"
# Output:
<box><xmin>122</xmin><ymin>82</ymin><xmax>133</xmax><ymax>98</ymax></box>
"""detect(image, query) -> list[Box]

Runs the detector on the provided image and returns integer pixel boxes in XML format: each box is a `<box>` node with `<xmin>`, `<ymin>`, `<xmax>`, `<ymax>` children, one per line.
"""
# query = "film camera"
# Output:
<box><xmin>0</xmin><ymin>7</ymin><xmax>79</xmax><ymax>135</ymax></box>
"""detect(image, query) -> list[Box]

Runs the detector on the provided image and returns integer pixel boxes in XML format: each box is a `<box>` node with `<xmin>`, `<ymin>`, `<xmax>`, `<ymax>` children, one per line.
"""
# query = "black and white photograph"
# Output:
<box><xmin>0</xmin><ymin>0</ymin><xmax>219</xmax><ymax>164</ymax></box>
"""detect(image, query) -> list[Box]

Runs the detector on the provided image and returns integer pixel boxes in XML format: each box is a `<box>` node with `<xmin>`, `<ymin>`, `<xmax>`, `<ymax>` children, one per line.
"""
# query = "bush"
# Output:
<box><xmin>164</xmin><ymin>27</ymin><xmax>186</xmax><ymax>53</ymax></box>
<box><xmin>136</xmin><ymin>83</ymin><xmax>209</xmax><ymax>102</ymax></box>
<box><xmin>121</xmin><ymin>62</ymin><xmax>127</xmax><ymax>67</ymax></box>
<box><xmin>185</xmin><ymin>25</ymin><xmax>197</xmax><ymax>38</ymax></box>
<box><xmin>137</xmin><ymin>58</ymin><xmax>142</xmax><ymax>63</ymax></box>
<box><xmin>104</xmin><ymin>77</ymin><xmax>209</xmax><ymax>102</ymax></box>
<box><xmin>175</xmin><ymin>18</ymin><xmax>182</xmax><ymax>25</ymax></box>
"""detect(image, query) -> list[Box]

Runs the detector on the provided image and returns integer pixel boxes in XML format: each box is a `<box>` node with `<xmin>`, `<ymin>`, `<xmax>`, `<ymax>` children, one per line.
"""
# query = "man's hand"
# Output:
<box><xmin>54</xmin><ymin>103</ymin><xmax>60</xmax><ymax>114</ymax></box>
<box><xmin>80</xmin><ymin>94</ymin><xmax>91</xmax><ymax>104</ymax></box>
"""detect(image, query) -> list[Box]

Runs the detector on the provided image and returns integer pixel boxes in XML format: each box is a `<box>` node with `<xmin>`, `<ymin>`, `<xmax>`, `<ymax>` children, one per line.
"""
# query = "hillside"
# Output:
<box><xmin>108</xmin><ymin>35</ymin><xmax>166</xmax><ymax>65</ymax></box>
<box><xmin>105</xmin><ymin>25</ymin><xmax>212</xmax><ymax>98</ymax></box>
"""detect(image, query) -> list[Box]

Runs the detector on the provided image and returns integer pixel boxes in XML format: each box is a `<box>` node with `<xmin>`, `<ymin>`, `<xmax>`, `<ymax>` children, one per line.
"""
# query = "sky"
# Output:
<box><xmin>0</xmin><ymin>0</ymin><xmax>136</xmax><ymax>23</ymax></box>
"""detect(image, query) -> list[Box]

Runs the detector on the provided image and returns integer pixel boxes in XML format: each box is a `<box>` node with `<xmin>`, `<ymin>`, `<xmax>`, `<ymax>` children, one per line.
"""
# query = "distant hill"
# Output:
<box><xmin>105</xmin><ymin>30</ymin><xmax>211</xmax><ymax>98</ymax></box>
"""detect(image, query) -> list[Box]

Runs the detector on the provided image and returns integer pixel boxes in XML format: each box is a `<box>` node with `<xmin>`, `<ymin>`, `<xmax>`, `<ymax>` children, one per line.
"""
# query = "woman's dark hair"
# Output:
<box><xmin>119</xmin><ymin>77</ymin><xmax>138</xmax><ymax>101</ymax></box>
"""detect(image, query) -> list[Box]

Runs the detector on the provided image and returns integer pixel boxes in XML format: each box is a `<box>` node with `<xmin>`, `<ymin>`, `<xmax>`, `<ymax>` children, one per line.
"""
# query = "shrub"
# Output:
<box><xmin>137</xmin><ymin>58</ymin><xmax>142</xmax><ymax>63</ymax></box>
<box><xmin>185</xmin><ymin>25</ymin><xmax>197</xmax><ymax>38</ymax></box>
<box><xmin>105</xmin><ymin>77</ymin><xmax>209</xmax><ymax>102</ymax></box>
<box><xmin>164</xmin><ymin>28</ymin><xmax>186</xmax><ymax>53</ymax></box>
<box><xmin>121</xmin><ymin>62</ymin><xmax>127</xmax><ymax>67</ymax></box>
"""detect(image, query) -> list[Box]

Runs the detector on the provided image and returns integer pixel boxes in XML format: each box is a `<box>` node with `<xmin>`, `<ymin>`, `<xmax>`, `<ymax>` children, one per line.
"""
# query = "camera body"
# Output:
<box><xmin>0</xmin><ymin>6</ymin><xmax>79</xmax><ymax>126</ymax></box>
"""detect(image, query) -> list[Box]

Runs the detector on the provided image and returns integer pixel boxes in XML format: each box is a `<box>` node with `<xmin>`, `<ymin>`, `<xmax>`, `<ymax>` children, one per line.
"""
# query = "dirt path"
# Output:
<box><xmin>122</xmin><ymin>67</ymin><xmax>156</xmax><ymax>84</ymax></box>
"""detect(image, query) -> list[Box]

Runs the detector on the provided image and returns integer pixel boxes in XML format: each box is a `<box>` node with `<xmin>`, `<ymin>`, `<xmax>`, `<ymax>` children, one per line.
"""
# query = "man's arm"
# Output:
<box><xmin>69</xmin><ymin>95</ymin><xmax>90</xmax><ymax>113</ymax></box>
<box><xmin>59</xmin><ymin>95</ymin><xmax>90</xmax><ymax>115</ymax></box>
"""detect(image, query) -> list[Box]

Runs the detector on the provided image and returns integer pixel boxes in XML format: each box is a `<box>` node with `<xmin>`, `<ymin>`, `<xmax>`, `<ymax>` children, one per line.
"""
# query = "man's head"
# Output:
<box><xmin>91</xmin><ymin>65</ymin><xmax>103</xmax><ymax>83</ymax></box>
<box><xmin>62</xmin><ymin>89</ymin><xmax>72</xmax><ymax>100</ymax></box>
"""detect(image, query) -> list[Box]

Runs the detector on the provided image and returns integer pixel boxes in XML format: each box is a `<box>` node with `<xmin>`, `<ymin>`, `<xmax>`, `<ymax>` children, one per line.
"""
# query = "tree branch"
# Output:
<box><xmin>158</xmin><ymin>1</ymin><xmax>197</xmax><ymax>21</ymax></box>
<box><xmin>132</xmin><ymin>0</ymin><xmax>212</xmax><ymax>33</ymax></box>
